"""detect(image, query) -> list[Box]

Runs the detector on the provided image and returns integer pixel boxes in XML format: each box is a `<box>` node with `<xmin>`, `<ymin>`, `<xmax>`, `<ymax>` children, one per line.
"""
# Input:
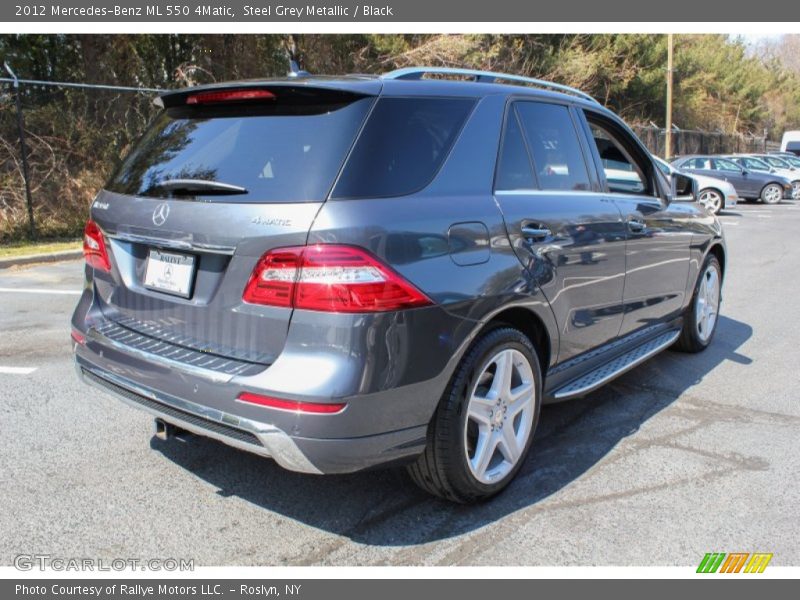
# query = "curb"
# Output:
<box><xmin>0</xmin><ymin>249</ymin><xmax>83</xmax><ymax>270</ymax></box>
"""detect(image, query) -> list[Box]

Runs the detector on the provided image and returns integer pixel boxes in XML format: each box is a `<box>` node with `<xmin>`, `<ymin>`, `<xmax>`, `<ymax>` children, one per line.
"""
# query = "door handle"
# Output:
<box><xmin>627</xmin><ymin>218</ymin><xmax>646</xmax><ymax>233</ymax></box>
<box><xmin>521</xmin><ymin>225</ymin><xmax>552</xmax><ymax>241</ymax></box>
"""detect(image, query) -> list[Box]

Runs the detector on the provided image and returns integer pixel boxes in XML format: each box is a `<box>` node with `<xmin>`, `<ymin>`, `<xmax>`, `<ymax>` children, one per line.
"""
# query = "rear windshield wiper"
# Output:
<box><xmin>148</xmin><ymin>178</ymin><xmax>248</xmax><ymax>196</ymax></box>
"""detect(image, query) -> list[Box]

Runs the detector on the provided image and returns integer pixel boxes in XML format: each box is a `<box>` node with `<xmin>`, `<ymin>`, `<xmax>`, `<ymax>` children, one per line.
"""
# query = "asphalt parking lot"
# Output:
<box><xmin>1</xmin><ymin>201</ymin><xmax>799</xmax><ymax>567</ymax></box>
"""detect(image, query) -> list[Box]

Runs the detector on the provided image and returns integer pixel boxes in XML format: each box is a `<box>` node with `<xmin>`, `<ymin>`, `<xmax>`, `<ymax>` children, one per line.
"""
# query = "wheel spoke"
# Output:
<box><xmin>498</xmin><ymin>425</ymin><xmax>521</xmax><ymax>463</ymax></box>
<box><xmin>489</xmin><ymin>350</ymin><xmax>513</xmax><ymax>399</ymax></box>
<box><xmin>468</xmin><ymin>395</ymin><xmax>495</xmax><ymax>426</ymax></box>
<box><xmin>507</xmin><ymin>382</ymin><xmax>534</xmax><ymax>417</ymax></box>
<box><xmin>471</xmin><ymin>430</ymin><xmax>498</xmax><ymax>477</ymax></box>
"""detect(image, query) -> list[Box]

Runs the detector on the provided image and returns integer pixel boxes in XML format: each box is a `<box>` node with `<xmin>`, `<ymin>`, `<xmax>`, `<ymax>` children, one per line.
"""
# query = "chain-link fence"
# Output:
<box><xmin>0</xmin><ymin>75</ymin><xmax>161</xmax><ymax>242</ymax></box>
<box><xmin>631</xmin><ymin>125</ymin><xmax>770</xmax><ymax>159</ymax></box>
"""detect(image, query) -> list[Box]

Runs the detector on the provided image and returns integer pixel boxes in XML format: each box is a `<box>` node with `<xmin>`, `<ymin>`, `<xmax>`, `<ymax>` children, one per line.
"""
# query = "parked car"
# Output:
<box><xmin>672</xmin><ymin>155</ymin><xmax>793</xmax><ymax>204</ymax></box>
<box><xmin>726</xmin><ymin>154</ymin><xmax>800</xmax><ymax>199</ymax></box>
<box><xmin>653</xmin><ymin>156</ymin><xmax>737</xmax><ymax>214</ymax></box>
<box><xmin>781</xmin><ymin>131</ymin><xmax>800</xmax><ymax>156</ymax></box>
<box><xmin>72</xmin><ymin>67</ymin><xmax>725</xmax><ymax>503</ymax></box>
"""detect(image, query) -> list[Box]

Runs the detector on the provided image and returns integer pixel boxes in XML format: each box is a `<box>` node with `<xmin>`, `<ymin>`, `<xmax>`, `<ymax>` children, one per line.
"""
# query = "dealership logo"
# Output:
<box><xmin>152</xmin><ymin>203</ymin><xmax>170</xmax><ymax>226</ymax></box>
<box><xmin>697</xmin><ymin>552</ymin><xmax>773</xmax><ymax>573</ymax></box>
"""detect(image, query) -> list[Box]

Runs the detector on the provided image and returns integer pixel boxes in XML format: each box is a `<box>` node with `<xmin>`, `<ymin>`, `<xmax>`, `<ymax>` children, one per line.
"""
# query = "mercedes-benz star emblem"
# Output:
<box><xmin>152</xmin><ymin>203</ymin><xmax>170</xmax><ymax>226</ymax></box>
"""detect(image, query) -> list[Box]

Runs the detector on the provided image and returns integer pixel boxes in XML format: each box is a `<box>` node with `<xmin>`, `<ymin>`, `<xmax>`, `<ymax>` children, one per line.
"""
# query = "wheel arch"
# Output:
<box><xmin>472</xmin><ymin>306</ymin><xmax>553</xmax><ymax>378</ymax></box>
<box><xmin>707</xmin><ymin>242</ymin><xmax>726</xmax><ymax>280</ymax></box>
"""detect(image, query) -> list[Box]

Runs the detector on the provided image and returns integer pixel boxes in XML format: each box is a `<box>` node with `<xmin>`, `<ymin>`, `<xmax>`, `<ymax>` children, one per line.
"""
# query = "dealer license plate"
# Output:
<box><xmin>143</xmin><ymin>249</ymin><xmax>196</xmax><ymax>298</ymax></box>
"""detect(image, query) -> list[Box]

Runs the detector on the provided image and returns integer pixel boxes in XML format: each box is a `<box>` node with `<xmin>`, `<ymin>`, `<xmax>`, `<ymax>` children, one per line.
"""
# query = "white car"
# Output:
<box><xmin>653</xmin><ymin>156</ymin><xmax>737</xmax><ymax>214</ymax></box>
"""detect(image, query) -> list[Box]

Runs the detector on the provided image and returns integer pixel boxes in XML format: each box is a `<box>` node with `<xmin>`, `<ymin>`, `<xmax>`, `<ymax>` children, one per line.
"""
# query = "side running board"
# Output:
<box><xmin>552</xmin><ymin>329</ymin><xmax>681</xmax><ymax>400</ymax></box>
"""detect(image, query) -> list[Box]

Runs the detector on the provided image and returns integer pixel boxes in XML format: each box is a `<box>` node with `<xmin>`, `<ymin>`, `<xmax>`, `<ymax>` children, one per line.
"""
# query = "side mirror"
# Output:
<box><xmin>741</xmin><ymin>169</ymin><xmax>749</xmax><ymax>176</ymax></box>
<box><xmin>669</xmin><ymin>172</ymin><xmax>696</xmax><ymax>202</ymax></box>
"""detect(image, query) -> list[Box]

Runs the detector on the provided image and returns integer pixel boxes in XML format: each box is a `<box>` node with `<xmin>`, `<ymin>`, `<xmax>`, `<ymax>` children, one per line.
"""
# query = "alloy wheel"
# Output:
<box><xmin>464</xmin><ymin>348</ymin><xmax>536</xmax><ymax>484</ymax></box>
<box><xmin>695</xmin><ymin>263</ymin><xmax>721</xmax><ymax>342</ymax></box>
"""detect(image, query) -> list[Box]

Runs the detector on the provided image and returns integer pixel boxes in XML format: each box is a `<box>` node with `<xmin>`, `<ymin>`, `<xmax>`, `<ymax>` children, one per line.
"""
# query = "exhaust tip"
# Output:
<box><xmin>153</xmin><ymin>418</ymin><xmax>191</xmax><ymax>442</ymax></box>
<box><xmin>154</xmin><ymin>418</ymin><xmax>169</xmax><ymax>441</ymax></box>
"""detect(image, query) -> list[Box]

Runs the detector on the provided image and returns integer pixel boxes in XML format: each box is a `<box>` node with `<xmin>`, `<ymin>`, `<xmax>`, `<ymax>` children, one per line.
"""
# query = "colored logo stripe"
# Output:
<box><xmin>697</xmin><ymin>552</ymin><xmax>773</xmax><ymax>573</ymax></box>
<box><xmin>697</xmin><ymin>553</ymin><xmax>726</xmax><ymax>573</ymax></box>
<box><xmin>720</xmin><ymin>553</ymin><xmax>749</xmax><ymax>573</ymax></box>
<box><xmin>744</xmin><ymin>553</ymin><xmax>773</xmax><ymax>573</ymax></box>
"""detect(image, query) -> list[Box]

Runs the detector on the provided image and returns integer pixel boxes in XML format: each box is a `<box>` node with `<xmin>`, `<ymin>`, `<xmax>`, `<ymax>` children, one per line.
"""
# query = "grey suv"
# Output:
<box><xmin>72</xmin><ymin>67</ymin><xmax>725</xmax><ymax>502</ymax></box>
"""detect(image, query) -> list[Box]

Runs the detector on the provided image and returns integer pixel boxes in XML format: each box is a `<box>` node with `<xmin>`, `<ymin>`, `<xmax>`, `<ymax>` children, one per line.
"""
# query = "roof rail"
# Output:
<box><xmin>381</xmin><ymin>67</ymin><xmax>600</xmax><ymax>104</ymax></box>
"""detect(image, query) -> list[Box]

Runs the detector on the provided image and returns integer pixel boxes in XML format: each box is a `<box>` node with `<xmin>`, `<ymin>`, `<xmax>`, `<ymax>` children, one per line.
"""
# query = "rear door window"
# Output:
<box><xmin>107</xmin><ymin>96</ymin><xmax>374</xmax><ymax>203</ymax></box>
<box><xmin>332</xmin><ymin>97</ymin><xmax>476</xmax><ymax>199</ymax></box>
<box><xmin>513</xmin><ymin>102</ymin><xmax>591</xmax><ymax>192</ymax></box>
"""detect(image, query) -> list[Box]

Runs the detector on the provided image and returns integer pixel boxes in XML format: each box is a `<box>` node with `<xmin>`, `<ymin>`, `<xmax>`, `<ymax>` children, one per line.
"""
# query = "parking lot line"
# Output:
<box><xmin>0</xmin><ymin>366</ymin><xmax>37</xmax><ymax>375</ymax></box>
<box><xmin>0</xmin><ymin>287</ymin><xmax>81</xmax><ymax>295</ymax></box>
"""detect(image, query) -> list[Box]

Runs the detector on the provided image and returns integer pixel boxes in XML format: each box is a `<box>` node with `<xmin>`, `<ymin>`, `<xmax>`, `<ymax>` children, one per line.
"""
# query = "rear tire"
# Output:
<box><xmin>673</xmin><ymin>254</ymin><xmax>722</xmax><ymax>353</ymax></box>
<box><xmin>760</xmin><ymin>183</ymin><xmax>783</xmax><ymax>205</ymax></box>
<box><xmin>407</xmin><ymin>327</ymin><xmax>542</xmax><ymax>503</ymax></box>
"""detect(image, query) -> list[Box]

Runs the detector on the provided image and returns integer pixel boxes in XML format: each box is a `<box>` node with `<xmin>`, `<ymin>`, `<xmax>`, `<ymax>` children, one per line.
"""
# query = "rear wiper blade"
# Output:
<box><xmin>150</xmin><ymin>178</ymin><xmax>248</xmax><ymax>196</ymax></box>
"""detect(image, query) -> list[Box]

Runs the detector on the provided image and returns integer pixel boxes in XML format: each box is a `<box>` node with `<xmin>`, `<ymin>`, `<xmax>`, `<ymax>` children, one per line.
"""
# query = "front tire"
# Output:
<box><xmin>673</xmin><ymin>254</ymin><xmax>722</xmax><ymax>353</ymax></box>
<box><xmin>760</xmin><ymin>183</ymin><xmax>783</xmax><ymax>205</ymax></box>
<box><xmin>407</xmin><ymin>327</ymin><xmax>542</xmax><ymax>503</ymax></box>
<box><xmin>698</xmin><ymin>188</ymin><xmax>724</xmax><ymax>214</ymax></box>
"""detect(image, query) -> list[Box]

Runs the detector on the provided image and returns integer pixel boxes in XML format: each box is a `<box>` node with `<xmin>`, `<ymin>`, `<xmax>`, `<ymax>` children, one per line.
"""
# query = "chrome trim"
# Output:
<box><xmin>552</xmin><ymin>329</ymin><xmax>681</xmax><ymax>400</ymax></box>
<box><xmin>77</xmin><ymin>363</ymin><xmax>323</xmax><ymax>474</ymax></box>
<box><xmin>382</xmin><ymin>67</ymin><xmax>600</xmax><ymax>104</ymax></box>
<box><xmin>109</xmin><ymin>231</ymin><xmax>236</xmax><ymax>255</ymax></box>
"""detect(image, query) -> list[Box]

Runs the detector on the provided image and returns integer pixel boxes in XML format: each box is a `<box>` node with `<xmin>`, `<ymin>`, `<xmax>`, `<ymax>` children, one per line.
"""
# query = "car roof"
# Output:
<box><xmin>158</xmin><ymin>72</ymin><xmax>610</xmax><ymax>114</ymax></box>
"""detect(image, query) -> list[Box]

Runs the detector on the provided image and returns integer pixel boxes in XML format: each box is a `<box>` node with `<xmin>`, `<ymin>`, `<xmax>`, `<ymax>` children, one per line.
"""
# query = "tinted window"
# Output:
<box><xmin>495</xmin><ymin>112</ymin><xmax>535</xmax><ymax>191</ymax></box>
<box><xmin>737</xmin><ymin>157</ymin><xmax>770</xmax><ymax>171</ymax></box>
<box><xmin>764</xmin><ymin>156</ymin><xmax>790</xmax><ymax>168</ymax></box>
<box><xmin>714</xmin><ymin>158</ymin><xmax>743</xmax><ymax>172</ymax></box>
<box><xmin>332</xmin><ymin>97</ymin><xmax>475</xmax><ymax>199</ymax></box>
<box><xmin>515</xmin><ymin>102</ymin><xmax>591</xmax><ymax>192</ymax></box>
<box><xmin>107</xmin><ymin>98</ymin><xmax>373</xmax><ymax>202</ymax></box>
<box><xmin>587</xmin><ymin>122</ymin><xmax>648</xmax><ymax>195</ymax></box>
<box><xmin>682</xmin><ymin>157</ymin><xmax>712</xmax><ymax>170</ymax></box>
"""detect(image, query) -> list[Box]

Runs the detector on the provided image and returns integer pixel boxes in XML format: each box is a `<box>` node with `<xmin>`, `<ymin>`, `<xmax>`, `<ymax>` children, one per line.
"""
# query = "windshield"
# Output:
<box><xmin>763</xmin><ymin>156</ymin><xmax>791</xmax><ymax>169</ymax></box>
<box><xmin>107</xmin><ymin>97</ymin><xmax>374</xmax><ymax>202</ymax></box>
<box><xmin>736</xmin><ymin>156</ymin><xmax>771</xmax><ymax>171</ymax></box>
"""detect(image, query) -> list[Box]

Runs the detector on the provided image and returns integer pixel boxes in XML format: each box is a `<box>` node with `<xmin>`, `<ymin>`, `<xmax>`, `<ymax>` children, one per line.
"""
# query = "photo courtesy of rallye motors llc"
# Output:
<box><xmin>15</xmin><ymin>584</ymin><xmax>295</xmax><ymax>597</ymax></box>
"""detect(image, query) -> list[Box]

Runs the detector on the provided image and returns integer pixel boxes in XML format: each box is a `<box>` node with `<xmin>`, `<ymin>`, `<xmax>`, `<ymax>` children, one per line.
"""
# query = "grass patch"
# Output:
<box><xmin>0</xmin><ymin>238</ymin><xmax>82</xmax><ymax>258</ymax></box>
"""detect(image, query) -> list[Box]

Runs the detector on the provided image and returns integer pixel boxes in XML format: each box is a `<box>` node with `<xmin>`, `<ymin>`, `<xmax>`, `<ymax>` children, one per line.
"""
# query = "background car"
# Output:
<box><xmin>672</xmin><ymin>155</ymin><xmax>793</xmax><ymax>204</ymax></box>
<box><xmin>781</xmin><ymin>130</ymin><xmax>800</xmax><ymax>156</ymax></box>
<box><xmin>653</xmin><ymin>156</ymin><xmax>736</xmax><ymax>214</ymax></box>
<box><xmin>727</xmin><ymin>154</ymin><xmax>800</xmax><ymax>199</ymax></box>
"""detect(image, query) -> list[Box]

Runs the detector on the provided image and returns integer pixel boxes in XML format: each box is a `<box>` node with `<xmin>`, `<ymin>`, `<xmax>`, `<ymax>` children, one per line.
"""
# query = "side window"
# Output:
<box><xmin>495</xmin><ymin>110</ymin><xmax>535</xmax><ymax>191</ymax></box>
<box><xmin>514</xmin><ymin>102</ymin><xmax>591</xmax><ymax>192</ymax></box>
<box><xmin>586</xmin><ymin>122</ymin><xmax>648</xmax><ymax>195</ymax></box>
<box><xmin>683</xmin><ymin>158</ymin><xmax>711</xmax><ymax>170</ymax></box>
<box><xmin>714</xmin><ymin>158</ymin><xmax>742</xmax><ymax>173</ymax></box>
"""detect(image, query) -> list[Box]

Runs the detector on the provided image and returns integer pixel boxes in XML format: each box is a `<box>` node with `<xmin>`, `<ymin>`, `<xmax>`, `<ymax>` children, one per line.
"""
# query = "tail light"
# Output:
<box><xmin>186</xmin><ymin>89</ymin><xmax>275</xmax><ymax>105</ymax></box>
<box><xmin>83</xmin><ymin>220</ymin><xmax>111</xmax><ymax>272</ymax></box>
<box><xmin>242</xmin><ymin>244</ymin><xmax>432</xmax><ymax>313</ymax></box>
<box><xmin>237</xmin><ymin>392</ymin><xmax>346</xmax><ymax>414</ymax></box>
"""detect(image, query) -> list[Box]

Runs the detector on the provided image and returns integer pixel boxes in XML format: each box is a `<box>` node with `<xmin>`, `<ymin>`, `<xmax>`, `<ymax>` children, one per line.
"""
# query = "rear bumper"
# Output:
<box><xmin>75</xmin><ymin>359</ymin><xmax>427</xmax><ymax>474</ymax></box>
<box><xmin>72</xmin><ymin>288</ymin><xmax>475</xmax><ymax>474</ymax></box>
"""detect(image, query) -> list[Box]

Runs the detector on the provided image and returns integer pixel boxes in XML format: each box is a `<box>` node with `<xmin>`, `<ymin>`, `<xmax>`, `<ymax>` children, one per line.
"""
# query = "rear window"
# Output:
<box><xmin>332</xmin><ymin>97</ymin><xmax>476</xmax><ymax>199</ymax></box>
<box><xmin>107</xmin><ymin>97</ymin><xmax>373</xmax><ymax>202</ymax></box>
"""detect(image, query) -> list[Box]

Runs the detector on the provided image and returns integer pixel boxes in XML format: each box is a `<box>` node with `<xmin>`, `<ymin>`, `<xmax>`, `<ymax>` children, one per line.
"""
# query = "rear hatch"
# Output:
<box><xmin>89</xmin><ymin>80</ymin><xmax>379</xmax><ymax>367</ymax></box>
